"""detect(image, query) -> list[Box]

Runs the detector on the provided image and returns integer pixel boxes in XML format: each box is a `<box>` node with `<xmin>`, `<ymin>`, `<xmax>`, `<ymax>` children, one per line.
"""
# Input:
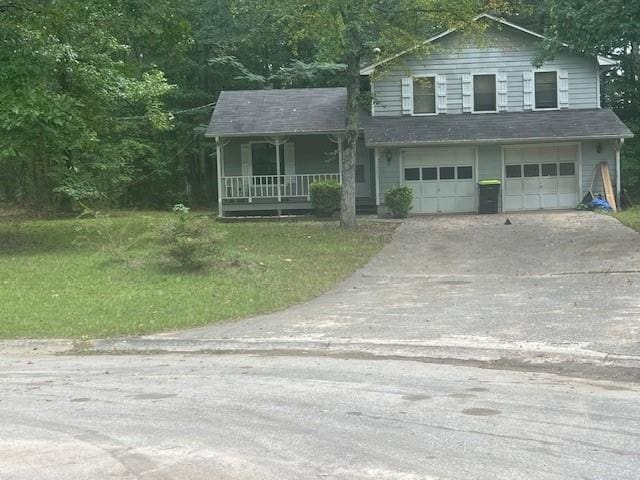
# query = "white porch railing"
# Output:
<box><xmin>221</xmin><ymin>174</ymin><xmax>341</xmax><ymax>201</ymax></box>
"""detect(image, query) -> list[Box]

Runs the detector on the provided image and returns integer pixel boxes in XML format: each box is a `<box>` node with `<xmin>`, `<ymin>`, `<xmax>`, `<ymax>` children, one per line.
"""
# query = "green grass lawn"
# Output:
<box><xmin>0</xmin><ymin>212</ymin><xmax>396</xmax><ymax>339</ymax></box>
<box><xmin>615</xmin><ymin>207</ymin><xmax>640</xmax><ymax>232</ymax></box>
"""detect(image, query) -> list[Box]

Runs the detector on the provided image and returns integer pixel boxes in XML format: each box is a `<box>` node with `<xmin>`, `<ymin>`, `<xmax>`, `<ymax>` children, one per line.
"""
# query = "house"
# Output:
<box><xmin>205</xmin><ymin>14</ymin><xmax>633</xmax><ymax>217</ymax></box>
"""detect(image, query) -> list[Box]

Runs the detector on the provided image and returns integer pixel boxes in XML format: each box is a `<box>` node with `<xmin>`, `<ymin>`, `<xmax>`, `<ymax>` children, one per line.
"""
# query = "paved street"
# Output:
<box><xmin>1</xmin><ymin>353</ymin><xmax>639</xmax><ymax>480</ymax></box>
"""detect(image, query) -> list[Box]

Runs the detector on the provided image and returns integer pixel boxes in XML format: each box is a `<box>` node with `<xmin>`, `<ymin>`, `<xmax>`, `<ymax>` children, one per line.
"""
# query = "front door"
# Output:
<box><xmin>356</xmin><ymin>161</ymin><xmax>370</xmax><ymax>198</ymax></box>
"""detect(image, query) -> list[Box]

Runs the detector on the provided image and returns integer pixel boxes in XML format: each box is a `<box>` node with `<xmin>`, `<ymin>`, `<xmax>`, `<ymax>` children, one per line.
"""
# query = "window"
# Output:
<box><xmin>404</xmin><ymin>168</ymin><xmax>420</xmax><ymax>181</ymax></box>
<box><xmin>506</xmin><ymin>165</ymin><xmax>522</xmax><ymax>178</ymax></box>
<box><xmin>413</xmin><ymin>77</ymin><xmax>436</xmax><ymax>114</ymax></box>
<box><xmin>252</xmin><ymin>143</ymin><xmax>285</xmax><ymax>177</ymax></box>
<box><xmin>457</xmin><ymin>166</ymin><xmax>473</xmax><ymax>179</ymax></box>
<box><xmin>535</xmin><ymin>71</ymin><xmax>558</xmax><ymax>109</ymax></box>
<box><xmin>523</xmin><ymin>164</ymin><xmax>540</xmax><ymax>177</ymax></box>
<box><xmin>473</xmin><ymin>74</ymin><xmax>496</xmax><ymax>112</ymax></box>
<box><xmin>559</xmin><ymin>162</ymin><xmax>576</xmax><ymax>176</ymax></box>
<box><xmin>541</xmin><ymin>164</ymin><xmax>558</xmax><ymax>177</ymax></box>
<box><xmin>355</xmin><ymin>165</ymin><xmax>365</xmax><ymax>183</ymax></box>
<box><xmin>439</xmin><ymin>167</ymin><xmax>455</xmax><ymax>180</ymax></box>
<box><xmin>422</xmin><ymin>167</ymin><xmax>437</xmax><ymax>180</ymax></box>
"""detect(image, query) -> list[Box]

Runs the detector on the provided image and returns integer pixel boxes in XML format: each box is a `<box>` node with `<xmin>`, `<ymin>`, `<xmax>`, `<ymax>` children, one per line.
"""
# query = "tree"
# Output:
<box><xmin>0</xmin><ymin>0</ymin><xmax>186</xmax><ymax>210</ymax></box>
<box><xmin>235</xmin><ymin>0</ymin><xmax>509</xmax><ymax>227</ymax></box>
<box><xmin>533</xmin><ymin>0</ymin><xmax>640</xmax><ymax>195</ymax></box>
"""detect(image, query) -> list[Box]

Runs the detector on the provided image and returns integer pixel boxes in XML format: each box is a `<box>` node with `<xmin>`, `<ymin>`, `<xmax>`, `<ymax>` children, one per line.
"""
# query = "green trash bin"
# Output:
<box><xmin>478</xmin><ymin>179</ymin><xmax>501</xmax><ymax>214</ymax></box>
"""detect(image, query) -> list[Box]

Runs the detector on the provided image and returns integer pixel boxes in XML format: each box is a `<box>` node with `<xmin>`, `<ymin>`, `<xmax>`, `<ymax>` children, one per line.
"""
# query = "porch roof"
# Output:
<box><xmin>206</xmin><ymin>88</ymin><xmax>347</xmax><ymax>138</ymax></box>
<box><xmin>363</xmin><ymin>108</ymin><xmax>633</xmax><ymax>147</ymax></box>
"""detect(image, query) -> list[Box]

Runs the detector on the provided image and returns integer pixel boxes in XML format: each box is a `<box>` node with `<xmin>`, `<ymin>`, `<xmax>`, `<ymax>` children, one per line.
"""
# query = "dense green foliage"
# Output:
<box><xmin>0</xmin><ymin>213</ymin><xmax>396</xmax><ymax>338</ymax></box>
<box><xmin>384</xmin><ymin>186</ymin><xmax>414</xmax><ymax>218</ymax></box>
<box><xmin>310</xmin><ymin>180</ymin><xmax>342</xmax><ymax>217</ymax></box>
<box><xmin>1</xmin><ymin>1</ymin><xmax>638</xmax><ymax>210</ymax></box>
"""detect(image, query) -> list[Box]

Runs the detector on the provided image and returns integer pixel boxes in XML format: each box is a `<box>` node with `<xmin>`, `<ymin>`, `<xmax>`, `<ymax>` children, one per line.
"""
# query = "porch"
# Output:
<box><xmin>215</xmin><ymin>134</ymin><xmax>375</xmax><ymax>216</ymax></box>
<box><xmin>221</xmin><ymin>173</ymin><xmax>341</xmax><ymax>213</ymax></box>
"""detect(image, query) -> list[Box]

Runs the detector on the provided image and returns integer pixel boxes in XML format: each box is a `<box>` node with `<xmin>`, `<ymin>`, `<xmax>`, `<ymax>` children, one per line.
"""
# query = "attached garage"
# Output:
<box><xmin>402</xmin><ymin>147</ymin><xmax>476</xmax><ymax>214</ymax></box>
<box><xmin>503</xmin><ymin>144</ymin><xmax>579</xmax><ymax>211</ymax></box>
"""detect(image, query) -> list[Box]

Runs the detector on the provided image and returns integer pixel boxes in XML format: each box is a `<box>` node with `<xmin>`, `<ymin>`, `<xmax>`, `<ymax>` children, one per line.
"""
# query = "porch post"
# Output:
<box><xmin>338</xmin><ymin>136</ymin><xmax>343</xmax><ymax>183</ymax></box>
<box><xmin>215</xmin><ymin>136</ymin><xmax>223</xmax><ymax>217</ymax></box>
<box><xmin>275</xmin><ymin>137</ymin><xmax>282</xmax><ymax>203</ymax></box>
<box><xmin>374</xmin><ymin>148</ymin><xmax>380</xmax><ymax>206</ymax></box>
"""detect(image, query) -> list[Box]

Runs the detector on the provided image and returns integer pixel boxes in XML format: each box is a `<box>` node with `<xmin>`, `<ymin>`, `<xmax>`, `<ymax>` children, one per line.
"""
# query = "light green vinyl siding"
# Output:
<box><xmin>372</xmin><ymin>26</ymin><xmax>599</xmax><ymax>116</ymax></box>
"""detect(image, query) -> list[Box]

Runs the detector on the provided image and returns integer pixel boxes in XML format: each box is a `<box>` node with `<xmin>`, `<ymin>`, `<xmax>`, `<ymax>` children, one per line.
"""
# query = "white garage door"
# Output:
<box><xmin>402</xmin><ymin>147</ymin><xmax>476</xmax><ymax>214</ymax></box>
<box><xmin>503</xmin><ymin>145</ymin><xmax>579</xmax><ymax>211</ymax></box>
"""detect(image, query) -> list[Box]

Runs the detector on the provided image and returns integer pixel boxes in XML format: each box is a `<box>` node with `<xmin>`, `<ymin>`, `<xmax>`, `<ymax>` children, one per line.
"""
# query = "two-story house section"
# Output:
<box><xmin>206</xmin><ymin>14</ymin><xmax>632</xmax><ymax>217</ymax></box>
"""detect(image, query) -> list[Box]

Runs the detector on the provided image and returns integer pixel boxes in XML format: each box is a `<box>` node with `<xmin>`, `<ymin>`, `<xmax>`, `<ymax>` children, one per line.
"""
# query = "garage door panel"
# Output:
<box><xmin>456</xmin><ymin>196</ymin><xmax>475</xmax><ymax>212</ymax></box>
<box><xmin>503</xmin><ymin>145</ymin><xmax>578</xmax><ymax>213</ymax></box>
<box><xmin>419</xmin><ymin>197</ymin><xmax>438</xmax><ymax>213</ymax></box>
<box><xmin>505</xmin><ymin>195</ymin><xmax>523</xmax><ymax>211</ymax></box>
<box><xmin>541</xmin><ymin>194</ymin><xmax>559</xmax><ymax>209</ymax></box>
<box><xmin>523</xmin><ymin>179</ymin><xmax>540</xmax><ymax>194</ymax></box>
<box><xmin>402</xmin><ymin>147</ymin><xmax>476</xmax><ymax>214</ymax></box>
<box><xmin>422</xmin><ymin>182</ymin><xmax>438</xmax><ymax>197</ymax></box>
<box><xmin>558</xmin><ymin>177</ymin><xmax>576</xmax><ymax>194</ymax></box>
<box><xmin>523</xmin><ymin>194</ymin><xmax>541</xmax><ymax>210</ymax></box>
<box><xmin>505</xmin><ymin>179</ymin><xmax>523</xmax><ymax>195</ymax></box>
<box><xmin>456</xmin><ymin>181</ymin><xmax>475</xmax><ymax>197</ymax></box>
<box><xmin>540</xmin><ymin>178</ymin><xmax>558</xmax><ymax>194</ymax></box>
<box><xmin>438</xmin><ymin>182</ymin><xmax>457</xmax><ymax>197</ymax></box>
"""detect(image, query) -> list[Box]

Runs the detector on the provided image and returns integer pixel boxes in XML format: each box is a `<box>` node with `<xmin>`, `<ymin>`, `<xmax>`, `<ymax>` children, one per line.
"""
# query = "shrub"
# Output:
<box><xmin>158</xmin><ymin>204</ymin><xmax>221</xmax><ymax>270</ymax></box>
<box><xmin>73</xmin><ymin>213</ymin><xmax>147</xmax><ymax>266</ymax></box>
<box><xmin>310</xmin><ymin>180</ymin><xmax>341</xmax><ymax>217</ymax></box>
<box><xmin>384</xmin><ymin>186</ymin><xmax>414</xmax><ymax>218</ymax></box>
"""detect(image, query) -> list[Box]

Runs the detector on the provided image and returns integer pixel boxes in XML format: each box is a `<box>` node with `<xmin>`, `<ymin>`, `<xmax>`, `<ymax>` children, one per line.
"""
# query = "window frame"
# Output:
<box><xmin>471</xmin><ymin>73</ymin><xmax>498</xmax><ymax>114</ymax></box>
<box><xmin>532</xmin><ymin>69</ymin><xmax>560</xmax><ymax>111</ymax></box>
<box><xmin>249</xmin><ymin>141</ymin><xmax>287</xmax><ymax>184</ymax></box>
<box><xmin>411</xmin><ymin>74</ymin><xmax>438</xmax><ymax>116</ymax></box>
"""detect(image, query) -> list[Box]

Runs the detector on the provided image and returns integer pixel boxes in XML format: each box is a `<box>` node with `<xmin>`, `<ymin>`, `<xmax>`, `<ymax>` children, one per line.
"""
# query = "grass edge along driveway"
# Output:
<box><xmin>0</xmin><ymin>212</ymin><xmax>397</xmax><ymax>339</ymax></box>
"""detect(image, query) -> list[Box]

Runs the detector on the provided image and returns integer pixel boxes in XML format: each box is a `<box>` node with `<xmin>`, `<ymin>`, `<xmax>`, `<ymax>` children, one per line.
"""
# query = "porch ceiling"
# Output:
<box><xmin>363</xmin><ymin>108</ymin><xmax>633</xmax><ymax>147</ymax></box>
<box><xmin>206</xmin><ymin>88</ymin><xmax>348</xmax><ymax>138</ymax></box>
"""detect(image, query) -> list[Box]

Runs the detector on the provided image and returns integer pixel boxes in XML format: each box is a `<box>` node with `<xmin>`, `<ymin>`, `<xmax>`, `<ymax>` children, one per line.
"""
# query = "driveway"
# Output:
<box><xmin>133</xmin><ymin>212</ymin><xmax>640</xmax><ymax>360</ymax></box>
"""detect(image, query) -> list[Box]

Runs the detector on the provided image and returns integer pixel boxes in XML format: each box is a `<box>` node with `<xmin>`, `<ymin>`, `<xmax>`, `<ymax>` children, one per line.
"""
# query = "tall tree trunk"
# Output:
<box><xmin>340</xmin><ymin>22</ymin><xmax>361</xmax><ymax>228</ymax></box>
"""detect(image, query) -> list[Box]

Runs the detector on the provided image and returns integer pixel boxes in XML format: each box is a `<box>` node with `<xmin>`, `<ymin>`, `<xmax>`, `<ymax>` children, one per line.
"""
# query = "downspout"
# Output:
<box><xmin>616</xmin><ymin>138</ymin><xmax>624</xmax><ymax>208</ymax></box>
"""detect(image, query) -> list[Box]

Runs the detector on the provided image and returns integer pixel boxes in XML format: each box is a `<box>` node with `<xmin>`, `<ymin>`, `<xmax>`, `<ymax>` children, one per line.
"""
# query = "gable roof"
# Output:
<box><xmin>205</xmin><ymin>88</ymin><xmax>347</xmax><ymax>138</ymax></box>
<box><xmin>360</xmin><ymin>13</ymin><xmax>615</xmax><ymax>75</ymax></box>
<box><xmin>362</xmin><ymin>108</ymin><xmax>634</xmax><ymax>147</ymax></box>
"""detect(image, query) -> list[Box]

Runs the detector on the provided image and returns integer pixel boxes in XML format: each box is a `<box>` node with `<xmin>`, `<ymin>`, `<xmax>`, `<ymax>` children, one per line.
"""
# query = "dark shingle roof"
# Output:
<box><xmin>363</xmin><ymin>109</ymin><xmax>633</xmax><ymax>146</ymax></box>
<box><xmin>206</xmin><ymin>88</ymin><xmax>347</xmax><ymax>137</ymax></box>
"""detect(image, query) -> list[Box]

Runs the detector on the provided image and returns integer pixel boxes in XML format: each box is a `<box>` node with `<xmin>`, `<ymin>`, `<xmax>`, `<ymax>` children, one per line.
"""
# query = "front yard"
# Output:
<box><xmin>614</xmin><ymin>206</ymin><xmax>640</xmax><ymax>232</ymax></box>
<box><xmin>0</xmin><ymin>212</ymin><xmax>396</xmax><ymax>339</ymax></box>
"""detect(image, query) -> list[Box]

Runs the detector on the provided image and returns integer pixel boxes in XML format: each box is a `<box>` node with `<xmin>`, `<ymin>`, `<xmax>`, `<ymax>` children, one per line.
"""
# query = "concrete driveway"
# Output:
<box><xmin>112</xmin><ymin>211</ymin><xmax>640</xmax><ymax>363</ymax></box>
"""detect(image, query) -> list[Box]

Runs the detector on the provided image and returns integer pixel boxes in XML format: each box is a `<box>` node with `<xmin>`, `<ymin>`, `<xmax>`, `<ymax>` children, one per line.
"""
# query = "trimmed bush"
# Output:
<box><xmin>384</xmin><ymin>186</ymin><xmax>414</xmax><ymax>218</ymax></box>
<box><xmin>310</xmin><ymin>180</ymin><xmax>341</xmax><ymax>217</ymax></box>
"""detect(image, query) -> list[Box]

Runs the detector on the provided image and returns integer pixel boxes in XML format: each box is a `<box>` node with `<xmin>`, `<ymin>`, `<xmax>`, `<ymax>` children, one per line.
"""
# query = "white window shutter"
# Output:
<box><xmin>436</xmin><ymin>74</ymin><xmax>447</xmax><ymax>114</ymax></box>
<box><xmin>462</xmin><ymin>74</ymin><xmax>472</xmax><ymax>113</ymax></box>
<box><xmin>559</xmin><ymin>70</ymin><xmax>569</xmax><ymax>108</ymax></box>
<box><xmin>523</xmin><ymin>71</ymin><xmax>533</xmax><ymax>110</ymax></box>
<box><xmin>241</xmin><ymin>143</ymin><xmax>252</xmax><ymax>176</ymax></box>
<box><xmin>401</xmin><ymin>77</ymin><xmax>413</xmax><ymax>115</ymax></box>
<box><xmin>497</xmin><ymin>72</ymin><xmax>508</xmax><ymax>112</ymax></box>
<box><xmin>284</xmin><ymin>142</ymin><xmax>295</xmax><ymax>174</ymax></box>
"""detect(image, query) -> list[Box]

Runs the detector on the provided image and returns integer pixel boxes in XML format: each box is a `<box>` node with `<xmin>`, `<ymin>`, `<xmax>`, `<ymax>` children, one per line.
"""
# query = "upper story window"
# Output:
<box><xmin>413</xmin><ymin>77</ymin><xmax>436</xmax><ymax>115</ymax></box>
<box><xmin>535</xmin><ymin>71</ymin><xmax>558</xmax><ymax>109</ymax></box>
<box><xmin>473</xmin><ymin>74</ymin><xmax>497</xmax><ymax>112</ymax></box>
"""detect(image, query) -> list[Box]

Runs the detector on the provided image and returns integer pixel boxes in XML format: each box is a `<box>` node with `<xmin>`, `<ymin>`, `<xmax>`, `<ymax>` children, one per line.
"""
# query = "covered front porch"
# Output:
<box><xmin>215</xmin><ymin>133</ymin><xmax>348</xmax><ymax>215</ymax></box>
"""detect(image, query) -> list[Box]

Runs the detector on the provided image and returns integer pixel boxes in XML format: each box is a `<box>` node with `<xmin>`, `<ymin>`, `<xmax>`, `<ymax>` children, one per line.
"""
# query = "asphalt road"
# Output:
<box><xmin>2</xmin><ymin>353</ymin><xmax>639</xmax><ymax>480</ymax></box>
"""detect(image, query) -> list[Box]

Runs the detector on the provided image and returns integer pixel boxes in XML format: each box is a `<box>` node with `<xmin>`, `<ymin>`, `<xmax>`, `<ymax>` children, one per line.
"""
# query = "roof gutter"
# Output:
<box><xmin>365</xmin><ymin>133</ymin><xmax>634</xmax><ymax>148</ymax></box>
<box><xmin>205</xmin><ymin>128</ymin><xmax>365</xmax><ymax>139</ymax></box>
